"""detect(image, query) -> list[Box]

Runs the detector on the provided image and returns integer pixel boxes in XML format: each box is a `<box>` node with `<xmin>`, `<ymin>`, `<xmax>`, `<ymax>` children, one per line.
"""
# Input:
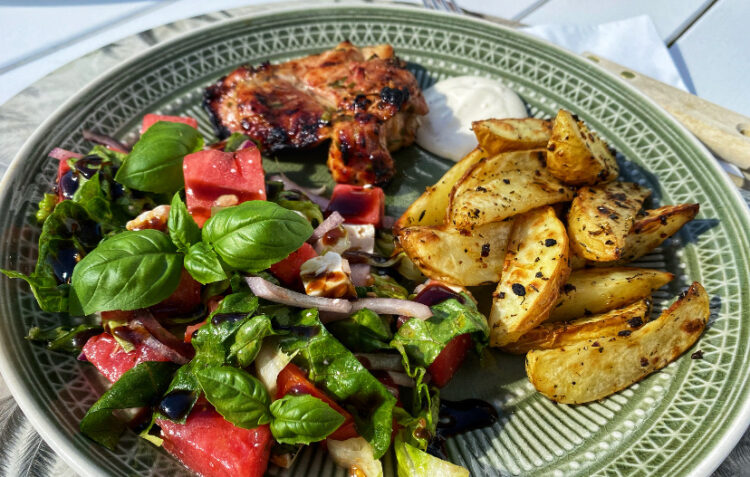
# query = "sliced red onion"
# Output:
<box><xmin>268</xmin><ymin>173</ymin><xmax>329</xmax><ymax>208</ymax></box>
<box><xmin>386</xmin><ymin>371</ymin><xmax>415</xmax><ymax>388</ymax></box>
<box><xmin>352</xmin><ymin>298</ymin><xmax>432</xmax><ymax>320</ymax></box>
<box><xmin>244</xmin><ymin>276</ymin><xmax>432</xmax><ymax>320</ymax></box>
<box><xmin>355</xmin><ymin>353</ymin><xmax>404</xmax><ymax>371</ymax></box>
<box><xmin>238</xmin><ymin>140</ymin><xmax>253</xmax><ymax>150</ymax></box>
<box><xmin>244</xmin><ymin>276</ymin><xmax>353</xmax><ymax>314</ymax></box>
<box><xmin>349</xmin><ymin>263</ymin><xmax>371</xmax><ymax>287</ymax></box>
<box><xmin>132</xmin><ymin>311</ymin><xmax>194</xmax><ymax>363</ymax></box>
<box><xmin>141</xmin><ymin>335</ymin><xmax>191</xmax><ymax>365</ymax></box>
<box><xmin>48</xmin><ymin>147</ymin><xmax>82</xmax><ymax>161</ymax></box>
<box><xmin>82</xmin><ymin>129</ymin><xmax>131</xmax><ymax>153</ymax></box>
<box><xmin>309</xmin><ymin>211</ymin><xmax>345</xmax><ymax>242</ymax></box>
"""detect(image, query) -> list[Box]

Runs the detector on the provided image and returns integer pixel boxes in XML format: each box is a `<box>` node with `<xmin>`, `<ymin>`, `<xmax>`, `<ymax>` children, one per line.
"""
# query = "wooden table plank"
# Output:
<box><xmin>671</xmin><ymin>0</ymin><xmax>750</xmax><ymax>117</ymax></box>
<box><xmin>519</xmin><ymin>0</ymin><xmax>715</xmax><ymax>42</ymax></box>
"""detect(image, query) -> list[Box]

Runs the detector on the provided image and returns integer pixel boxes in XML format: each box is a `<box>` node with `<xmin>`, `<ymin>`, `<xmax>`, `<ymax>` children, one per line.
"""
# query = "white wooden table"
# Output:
<box><xmin>0</xmin><ymin>1</ymin><xmax>748</xmax><ymax>476</ymax></box>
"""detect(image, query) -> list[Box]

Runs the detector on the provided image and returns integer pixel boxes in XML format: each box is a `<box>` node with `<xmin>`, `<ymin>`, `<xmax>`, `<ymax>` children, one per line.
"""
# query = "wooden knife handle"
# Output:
<box><xmin>583</xmin><ymin>52</ymin><xmax>750</xmax><ymax>187</ymax></box>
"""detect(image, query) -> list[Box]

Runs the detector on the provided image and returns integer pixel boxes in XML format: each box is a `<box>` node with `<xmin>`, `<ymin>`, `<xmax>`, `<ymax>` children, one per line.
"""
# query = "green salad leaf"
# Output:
<box><xmin>195</xmin><ymin>366</ymin><xmax>271</xmax><ymax>428</ymax></box>
<box><xmin>80</xmin><ymin>361</ymin><xmax>177</xmax><ymax>449</ymax></box>
<box><xmin>223</xmin><ymin>132</ymin><xmax>250</xmax><ymax>152</ymax></box>
<box><xmin>71</xmin><ymin>229</ymin><xmax>183</xmax><ymax>314</ymax></box>
<box><xmin>26</xmin><ymin>324</ymin><xmax>102</xmax><ymax>353</ymax></box>
<box><xmin>270</xmin><ymin>394</ymin><xmax>345</xmax><ymax>445</ymax></box>
<box><xmin>202</xmin><ymin>201</ymin><xmax>313</xmax><ymax>272</ymax></box>
<box><xmin>394</xmin><ymin>431</ymin><xmax>469</xmax><ymax>477</ymax></box>
<box><xmin>278</xmin><ymin>309</ymin><xmax>397</xmax><ymax>458</ymax></box>
<box><xmin>184</xmin><ymin>242</ymin><xmax>227</xmax><ymax>284</ymax></box>
<box><xmin>391</xmin><ymin>296</ymin><xmax>489</xmax><ymax>368</ymax></box>
<box><xmin>327</xmin><ymin>308</ymin><xmax>392</xmax><ymax>353</ymax></box>
<box><xmin>168</xmin><ymin>193</ymin><xmax>201</xmax><ymax>252</ymax></box>
<box><xmin>370</xmin><ymin>274</ymin><xmax>409</xmax><ymax>300</ymax></box>
<box><xmin>229</xmin><ymin>314</ymin><xmax>278</xmax><ymax>367</ymax></box>
<box><xmin>115</xmin><ymin>121</ymin><xmax>203</xmax><ymax>194</ymax></box>
<box><xmin>35</xmin><ymin>193</ymin><xmax>57</xmax><ymax>224</ymax></box>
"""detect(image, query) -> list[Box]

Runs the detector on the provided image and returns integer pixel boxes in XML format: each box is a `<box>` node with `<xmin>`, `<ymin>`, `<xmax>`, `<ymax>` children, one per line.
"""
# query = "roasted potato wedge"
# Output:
<box><xmin>449</xmin><ymin>150</ymin><xmax>575</xmax><ymax>230</ymax></box>
<box><xmin>502</xmin><ymin>298</ymin><xmax>652</xmax><ymax>354</ymax></box>
<box><xmin>526</xmin><ymin>282</ymin><xmax>708</xmax><ymax>404</ymax></box>
<box><xmin>394</xmin><ymin>148</ymin><xmax>485</xmax><ymax>234</ymax></box>
<box><xmin>549</xmin><ymin>267</ymin><xmax>673</xmax><ymax>322</ymax></box>
<box><xmin>472</xmin><ymin>118</ymin><xmax>552</xmax><ymax>155</ymax></box>
<box><xmin>619</xmin><ymin>203</ymin><xmax>700</xmax><ymax>262</ymax></box>
<box><xmin>398</xmin><ymin>220</ymin><xmax>513</xmax><ymax>286</ymax></box>
<box><xmin>489</xmin><ymin>206</ymin><xmax>570</xmax><ymax>347</ymax></box>
<box><xmin>567</xmin><ymin>181</ymin><xmax>651</xmax><ymax>262</ymax></box>
<box><xmin>546</xmin><ymin>109</ymin><xmax>619</xmax><ymax>185</ymax></box>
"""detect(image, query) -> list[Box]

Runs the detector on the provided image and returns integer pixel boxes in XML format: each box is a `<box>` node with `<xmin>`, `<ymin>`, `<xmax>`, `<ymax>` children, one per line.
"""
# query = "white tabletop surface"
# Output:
<box><xmin>1</xmin><ymin>0</ymin><xmax>748</xmax><ymax>117</ymax></box>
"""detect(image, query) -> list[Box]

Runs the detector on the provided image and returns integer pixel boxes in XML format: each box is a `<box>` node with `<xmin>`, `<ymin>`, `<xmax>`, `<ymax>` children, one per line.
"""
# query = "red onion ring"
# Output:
<box><xmin>355</xmin><ymin>353</ymin><xmax>404</xmax><ymax>371</ymax></box>
<box><xmin>385</xmin><ymin>371</ymin><xmax>415</xmax><ymax>388</ymax></box>
<box><xmin>131</xmin><ymin>311</ymin><xmax>194</xmax><ymax>363</ymax></box>
<box><xmin>309</xmin><ymin>211</ymin><xmax>344</xmax><ymax>242</ymax></box>
<box><xmin>48</xmin><ymin>148</ymin><xmax>82</xmax><ymax>161</ymax></box>
<box><xmin>82</xmin><ymin>129</ymin><xmax>131</xmax><ymax>153</ymax></box>
<box><xmin>244</xmin><ymin>276</ymin><xmax>432</xmax><ymax>320</ymax></box>
<box><xmin>268</xmin><ymin>173</ymin><xmax>329</xmax><ymax>208</ymax></box>
<box><xmin>381</xmin><ymin>215</ymin><xmax>397</xmax><ymax>230</ymax></box>
<box><xmin>349</xmin><ymin>263</ymin><xmax>372</xmax><ymax>287</ymax></box>
<box><xmin>244</xmin><ymin>276</ymin><xmax>353</xmax><ymax>314</ymax></box>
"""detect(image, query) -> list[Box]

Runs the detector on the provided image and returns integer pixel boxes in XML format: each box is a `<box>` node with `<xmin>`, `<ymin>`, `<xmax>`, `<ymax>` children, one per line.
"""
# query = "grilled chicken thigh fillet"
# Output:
<box><xmin>204</xmin><ymin>42</ymin><xmax>427</xmax><ymax>185</ymax></box>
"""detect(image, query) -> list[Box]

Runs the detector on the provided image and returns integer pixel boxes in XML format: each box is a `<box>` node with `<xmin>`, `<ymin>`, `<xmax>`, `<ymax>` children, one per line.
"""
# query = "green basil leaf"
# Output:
<box><xmin>80</xmin><ymin>361</ymin><xmax>177</xmax><ymax>449</ymax></box>
<box><xmin>224</xmin><ymin>132</ymin><xmax>250</xmax><ymax>152</ymax></box>
<box><xmin>71</xmin><ymin>229</ymin><xmax>183</xmax><ymax>314</ymax></box>
<box><xmin>270</xmin><ymin>394</ymin><xmax>345</xmax><ymax>445</ymax></box>
<box><xmin>0</xmin><ymin>270</ymin><xmax>69</xmax><ymax>313</ymax></box>
<box><xmin>86</xmin><ymin>144</ymin><xmax>127</xmax><ymax>166</ymax></box>
<box><xmin>276</xmin><ymin>199</ymin><xmax>324</xmax><ymax>227</ymax></box>
<box><xmin>168</xmin><ymin>193</ymin><xmax>201</xmax><ymax>252</ymax></box>
<box><xmin>391</xmin><ymin>296</ymin><xmax>489</xmax><ymax>368</ymax></box>
<box><xmin>184</xmin><ymin>242</ymin><xmax>227</xmax><ymax>284</ymax></box>
<box><xmin>327</xmin><ymin>308</ymin><xmax>392</xmax><ymax>353</ymax></box>
<box><xmin>228</xmin><ymin>315</ymin><xmax>278</xmax><ymax>367</ymax></box>
<box><xmin>26</xmin><ymin>324</ymin><xmax>102</xmax><ymax>353</ymax></box>
<box><xmin>278</xmin><ymin>309</ymin><xmax>396</xmax><ymax>458</ymax></box>
<box><xmin>203</xmin><ymin>201</ymin><xmax>313</xmax><ymax>272</ymax></box>
<box><xmin>195</xmin><ymin>366</ymin><xmax>271</xmax><ymax>428</ymax></box>
<box><xmin>35</xmin><ymin>193</ymin><xmax>57</xmax><ymax>224</ymax></box>
<box><xmin>115</xmin><ymin>122</ymin><xmax>203</xmax><ymax>194</ymax></box>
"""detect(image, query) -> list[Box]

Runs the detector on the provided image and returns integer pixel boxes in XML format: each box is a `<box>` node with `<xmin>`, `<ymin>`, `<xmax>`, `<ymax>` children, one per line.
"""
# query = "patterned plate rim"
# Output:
<box><xmin>0</xmin><ymin>3</ymin><xmax>748</xmax><ymax>477</ymax></box>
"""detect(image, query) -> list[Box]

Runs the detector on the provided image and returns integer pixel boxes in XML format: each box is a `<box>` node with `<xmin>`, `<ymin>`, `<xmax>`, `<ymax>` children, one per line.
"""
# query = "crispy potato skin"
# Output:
<box><xmin>472</xmin><ymin>118</ymin><xmax>552</xmax><ymax>155</ymax></box>
<box><xmin>449</xmin><ymin>150</ymin><xmax>575</xmax><ymax>230</ymax></box>
<box><xmin>398</xmin><ymin>220</ymin><xmax>513</xmax><ymax>286</ymax></box>
<box><xmin>549</xmin><ymin>267</ymin><xmax>673</xmax><ymax>322</ymax></box>
<box><xmin>546</xmin><ymin>109</ymin><xmax>619</xmax><ymax>186</ymax></box>
<box><xmin>526</xmin><ymin>282</ymin><xmax>708</xmax><ymax>404</ymax></box>
<box><xmin>620</xmin><ymin>203</ymin><xmax>700</xmax><ymax>262</ymax></box>
<box><xmin>567</xmin><ymin>181</ymin><xmax>651</xmax><ymax>262</ymax></box>
<box><xmin>394</xmin><ymin>147</ymin><xmax>485</xmax><ymax>234</ymax></box>
<box><xmin>503</xmin><ymin>298</ymin><xmax>652</xmax><ymax>354</ymax></box>
<box><xmin>490</xmin><ymin>206</ymin><xmax>570</xmax><ymax>347</ymax></box>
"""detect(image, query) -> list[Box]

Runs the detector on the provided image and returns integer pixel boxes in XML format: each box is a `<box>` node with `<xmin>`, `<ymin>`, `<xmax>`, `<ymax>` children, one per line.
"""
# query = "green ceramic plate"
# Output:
<box><xmin>0</xmin><ymin>4</ymin><xmax>748</xmax><ymax>477</ymax></box>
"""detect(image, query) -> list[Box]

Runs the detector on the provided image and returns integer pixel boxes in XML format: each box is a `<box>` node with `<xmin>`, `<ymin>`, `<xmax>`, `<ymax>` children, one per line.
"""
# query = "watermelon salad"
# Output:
<box><xmin>3</xmin><ymin>115</ymin><xmax>492</xmax><ymax>477</ymax></box>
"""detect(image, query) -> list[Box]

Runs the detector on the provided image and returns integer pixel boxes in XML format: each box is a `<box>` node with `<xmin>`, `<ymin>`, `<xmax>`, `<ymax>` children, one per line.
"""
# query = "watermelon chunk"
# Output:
<box><xmin>183</xmin><ymin>147</ymin><xmax>266</xmax><ymax>227</ymax></box>
<box><xmin>149</xmin><ymin>269</ymin><xmax>202</xmax><ymax>318</ymax></box>
<box><xmin>141</xmin><ymin>114</ymin><xmax>198</xmax><ymax>133</ymax></box>
<box><xmin>81</xmin><ymin>332</ymin><xmax>171</xmax><ymax>383</ymax></box>
<box><xmin>268</xmin><ymin>242</ymin><xmax>317</xmax><ymax>288</ymax></box>
<box><xmin>159</xmin><ymin>403</ymin><xmax>272</xmax><ymax>477</ymax></box>
<box><xmin>276</xmin><ymin>363</ymin><xmax>358</xmax><ymax>441</ymax></box>
<box><xmin>326</xmin><ymin>184</ymin><xmax>385</xmax><ymax>227</ymax></box>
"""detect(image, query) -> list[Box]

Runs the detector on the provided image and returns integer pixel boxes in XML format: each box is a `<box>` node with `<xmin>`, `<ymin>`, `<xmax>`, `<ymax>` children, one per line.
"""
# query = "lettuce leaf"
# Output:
<box><xmin>277</xmin><ymin>308</ymin><xmax>397</xmax><ymax>458</ymax></box>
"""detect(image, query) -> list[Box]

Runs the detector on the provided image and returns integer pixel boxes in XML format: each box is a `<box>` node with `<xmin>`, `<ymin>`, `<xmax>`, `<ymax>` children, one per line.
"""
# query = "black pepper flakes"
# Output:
<box><xmin>640</xmin><ymin>357</ymin><xmax>649</xmax><ymax>367</ymax></box>
<box><xmin>544</xmin><ymin>238</ymin><xmax>557</xmax><ymax>247</ymax></box>
<box><xmin>481</xmin><ymin>243</ymin><xmax>490</xmax><ymax>257</ymax></box>
<box><xmin>535</xmin><ymin>271</ymin><xmax>543</xmax><ymax>278</ymax></box>
<box><xmin>691</xmin><ymin>350</ymin><xmax>704</xmax><ymax>360</ymax></box>
<box><xmin>503</xmin><ymin>179</ymin><xmax>510</xmax><ymax>184</ymax></box>
<box><xmin>563</xmin><ymin>284</ymin><xmax>577</xmax><ymax>293</ymax></box>
<box><xmin>511</xmin><ymin>283</ymin><xmax>526</xmax><ymax>296</ymax></box>
<box><xmin>627</xmin><ymin>316</ymin><xmax>644</xmax><ymax>328</ymax></box>
<box><xmin>498</xmin><ymin>292</ymin><xmax>506</xmax><ymax>299</ymax></box>
<box><xmin>618</xmin><ymin>330</ymin><xmax>632</xmax><ymax>337</ymax></box>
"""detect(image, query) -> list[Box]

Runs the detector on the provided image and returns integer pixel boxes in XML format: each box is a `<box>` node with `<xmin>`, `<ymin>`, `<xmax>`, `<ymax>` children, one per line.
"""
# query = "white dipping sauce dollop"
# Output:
<box><xmin>416</xmin><ymin>76</ymin><xmax>528</xmax><ymax>161</ymax></box>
